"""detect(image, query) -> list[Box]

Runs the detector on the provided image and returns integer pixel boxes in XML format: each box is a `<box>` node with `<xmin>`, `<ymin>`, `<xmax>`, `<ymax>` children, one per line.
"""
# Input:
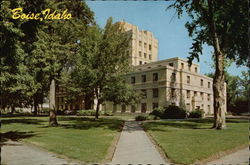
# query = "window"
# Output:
<box><xmin>181</xmin><ymin>63</ymin><xmax>184</xmax><ymax>69</ymax></box>
<box><xmin>171</xmin><ymin>88</ymin><xmax>175</xmax><ymax>98</ymax></box>
<box><xmin>144</xmin><ymin>53</ymin><xmax>147</xmax><ymax>58</ymax></box>
<box><xmin>144</xmin><ymin>43</ymin><xmax>147</xmax><ymax>48</ymax></box>
<box><xmin>201</xmin><ymin>92</ymin><xmax>204</xmax><ymax>100</ymax></box>
<box><xmin>131</xmin><ymin>105</ymin><xmax>136</xmax><ymax>113</ymax></box>
<box><xmin>142</xmin><ymin>75</ymin><xmax>146</xmax><ymax>82</ymax></box>
<box><xmin>186</xmin><ymin>90</ymin><xmax>190</xmax><ymax>98</ymax></box>
<box><xmin>188</xmin><ymin>65</ymin><xmax>191</xmax><ymax>71</ymax></box>
<box><xmin>121</xmin><ymin>104</ymin><xmax>126</xmax><ymax>112</ymax></box>
<box><xmin>208</xmin><ymin>105</ymin><xmax>211</xmax><ymax>113</ymax></box>
<box><xmin>141</xmin><ymin>89</ymin><xmax>147</xmax><ymax>98</ymax></box>
<box><xmin>139</xmin><ymin>61</ymin><xmax>142</xmax><ymax>65</ymax></box>
<box><xmin>152</xmin><ymin>103</ymin><xmax>158</xmax><ymax>110</ymax></box>
<box><xmin>149</xmin><ymin>54</ymin><xmax>152</xmax><ymax>60</ymax></box>
<box><xmin>141</xmin><ymin>103</ymin><xmax>147</xmax><ymax>113</ymax></box>
<box><xmin>139</xmin><ymin>51</ymin><xmax>142</xmax><ymax>57</ymax></box>
<box><xmin>153</xmin><ymin>73</ymin><xmax>158</xmax><ymax>81</ymax></box>
<box><xmin>149</xmin><ymin>44</ymin><xmax>152</xmax><ymax>51</ymax></box>
<box><xmin>194</xmin><ymin>91</ymin><xmax>197</xmax><ymax>96</ymax></box>
<box><xmin>208</xmin><ymin>82</ymin><xmax>211</xmax><ymax>88</ymax></box>
<box><xmin>207</xmin><ymin>94</ymin><xmax>210</xmax><ymax>101</ymax></box>
<box><xmin>186</xmin><ymin>103</ymin><xmax>190</xmax><ymax>110</ymax></box>
<box><xmin>131</xmin><ymin>76</ymin><xmax>135</xmax><ymax>84</ymax></box>
<box><xmin>187</xmin><ymin>76</ymin><xmax>190</xmax><ymax>84</ymax></box>
<box><xmin>139</xmin><ymin>41</ymin><xmax>142</xmax><ymax>46</ymax></box>
<box><xmin>200</xmin><ymin>79</ymin><xmax>204</xmax><ymax>86</ymax></box>
<box><xmin>195</xmin><ymin>67</ymin><xmax>198</xmax><ymax>73</ymax></box>
<box><xmin>153</xmin><ymin>88</ymin><xmax>159</xmax><ymax>98</ymax></box>
<box><xmin>171</xmin><ymin>73</ymin><xmax>176</xmax><ymax>81</ymax></box>
<box><xmin>144</xmin><ymin>62</ymin><xmax>147</xmax><ymax>64</ymax></box>
<box><xmin>169</xmin><ymin>63</ymin><xmax>174</xmax><ymax>67</ymax></box>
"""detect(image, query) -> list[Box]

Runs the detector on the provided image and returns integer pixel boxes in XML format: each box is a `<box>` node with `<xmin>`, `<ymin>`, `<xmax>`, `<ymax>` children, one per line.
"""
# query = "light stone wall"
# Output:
<box><xmin>104</xmin><ymin>57</ymin><xmax>227</xmax><ymax>115</ymax></box>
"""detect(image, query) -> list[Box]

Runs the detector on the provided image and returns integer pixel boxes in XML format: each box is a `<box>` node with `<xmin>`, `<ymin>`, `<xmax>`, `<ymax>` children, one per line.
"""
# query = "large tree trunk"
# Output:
<box><xmin>33</xmin><ymin>96</ymin><xmax>38</xmax><ymax>116</ymax></box>
<box><xmin>208</xmin><ymin>0</ymin><xmax>226</xmax><ymax>129</ymax></box>
<box><xmin>95</xmin><ymin>99</ymin><xmax>100</xmax><ymax>119</ymax></box>
<box><xmin>49</xmin><ymin>79</ymin><xmax>58</xmax><ymax>126</ymax></box>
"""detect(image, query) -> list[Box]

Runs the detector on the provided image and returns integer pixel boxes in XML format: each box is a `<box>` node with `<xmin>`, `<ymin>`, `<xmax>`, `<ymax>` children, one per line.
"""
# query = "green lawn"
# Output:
<box><xmin>143</xmin><ymin>119</ymin><xmax>249</xmax><ymax>165</ymax></box>
<box><xmin>1</xmin><ymin>116</ymin><xmax>123</xmax><ymax>163</ymax></box>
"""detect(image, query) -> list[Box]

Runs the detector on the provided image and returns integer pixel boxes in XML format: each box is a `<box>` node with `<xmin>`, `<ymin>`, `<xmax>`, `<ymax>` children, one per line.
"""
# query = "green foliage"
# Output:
<box><xmin>76</xmin><ymin>110</ymin><xmax>96</xmax><ymax>116</ymax></box>
<box><xmin>189</xmin><ymin>109</ymin><xmax>204</xmax><ymax>118</ymax></box>
<box><xmin>162</xmin><ymin>105</ymin><xmax>187</xmax><ymax>119</ymax></box>
<box><xmin>149</xmin><ymin>107</ymin><xmax>164</xmax><ymax>118</ymax></box>
<box><xmin>135</xmin><ymin>115</ymin><xmax>148</xmax><ymax>121</ymax></box>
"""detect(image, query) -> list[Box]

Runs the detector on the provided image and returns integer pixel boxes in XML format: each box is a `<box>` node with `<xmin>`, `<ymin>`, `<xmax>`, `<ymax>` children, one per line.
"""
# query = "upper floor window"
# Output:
<box><xmin>149</xmin><ymin>54</ymin><xmax>152</xmax><ymax>60</ymax></box>
<box><xmin>208</xmin><ymin>82</ymin><xmax>211</xmax><ymax>88</ymax></box>
<box><xmin>153</xmin><ymin>73</ymin><xmax>158</xmax><ymax>81</ymax></box>
<box><xmin>142</xmin><ymin>75</ymin><xmax>146</xmax><ymax>82</ymax></box>
<box><xmin>139</xmin><ymin>51</ymin><xmax>142</xmax><ymax>57</ymax></box>
<box><xmin>171</xmin><ymin>73</ymin><xmax>176</xmax><ymax>81</ymax></box>
<box><xmin>181</xmin><ymin>63</ymin><xmax>184</xmax><ymax>69</ymax></box>
<box><xmin>131</xmin><ymin>76</ymin><xmax>135</xmax><ymax>84</ymax></box>
<box><xmin>144</xmin><ymin>43</ymin><xmax>147</xmax><ymax>48</ymax></box>
<box><xmin>141</xmin><ymin>89</ymin><xmax>147</xmax><ymax>98</ymax></box>
<box><xmin>188</xmin><ymin>65</ymin><xmax>191</xmax><ymax>71</ymax></box>
<box><xmin>194</xmin><ymin>91</ymin><xmax>197</xmax><ymax>96</ymax></box>
<box><xmin>139</xmin><ymin>41</ymin><xmax>142</xmax><ymax>46</ymax></box>
<box><xmin>169</xmin><ymin>63</ymin><xmax>174</xmax><ymax>67</ymax></box>
<box><xmin>195</xmin><ymin>67</ymin><xmax>198</xmax><ymax>73</ymax></box>
<box><xmin>149</xmin><ymin>44</ymin><xmax>152</xmax><ymax>51</ymax></box>
<box><xmin>186</xmin><ymin>90</ymin><xmax>190</xmax><ymax>98</ymax></box>
<box><xmin>187</xmin><ymin>76</ymin><xmax>190</xmax><ymax>84</ymax></box>
<box><xmin>153</xmin><ymin>88</ymin><xmax>159</xmax><ymax>98</ymax></box>
<box><xmin>139</xmin><ymin>61</ymin><xmax>142</xmax><ymax>65</ymax></box>
<box><xmin>207</xmin><ymin>94</ymin><xmax>210</xmax><ymax>101</ymax></box>
<box><xmin>144</xmin><ymin>53</ymin><xmax>147</xmax><ymax>58</ymax></box>
<box><xmin>200</xmin><ymin>79</ymin><xmax>204</xmax><ymax>86</ymax></box>
<box><xmin>201</xmin><ymin>92</ymin><xmax>204</xmax><ymax>100</ymax></box>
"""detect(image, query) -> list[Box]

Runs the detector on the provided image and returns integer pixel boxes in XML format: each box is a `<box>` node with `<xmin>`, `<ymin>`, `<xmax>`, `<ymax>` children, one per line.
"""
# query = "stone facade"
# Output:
<box><xmin>104</xmin><ymin>57</ymin><xmax>227</xmax><ymax>114</ymax></box>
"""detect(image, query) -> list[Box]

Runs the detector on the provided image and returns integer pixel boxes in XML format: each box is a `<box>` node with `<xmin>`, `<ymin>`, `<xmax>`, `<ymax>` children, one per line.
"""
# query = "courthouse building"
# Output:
<box><xmin>56</xmin><ymin>21</ymin><xmax>226</xmax><ymax>114</ymax></box>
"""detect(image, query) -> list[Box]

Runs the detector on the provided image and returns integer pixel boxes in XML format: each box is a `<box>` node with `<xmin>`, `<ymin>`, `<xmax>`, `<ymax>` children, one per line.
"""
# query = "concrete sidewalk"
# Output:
<box><xmin>1</xmin><ymin>140</ymin><xmax>78</xmax><ymax>165</ymax></box>
<box><xmin>206</xmin><ymin>147</ymin><xmax>249</xmax><ymax>165</ymax></box>
<box><xmin>110</xmin><ymin>121</ymin><xmax>167</xmax><ymax>165</ymax></box>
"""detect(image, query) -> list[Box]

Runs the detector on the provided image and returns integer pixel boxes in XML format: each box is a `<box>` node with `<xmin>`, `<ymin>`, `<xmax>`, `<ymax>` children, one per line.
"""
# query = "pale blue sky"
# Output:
<box><xmin>86</xmin><ymin>1</ymin><xmax>247</xmax><ymax>76</ymax></box>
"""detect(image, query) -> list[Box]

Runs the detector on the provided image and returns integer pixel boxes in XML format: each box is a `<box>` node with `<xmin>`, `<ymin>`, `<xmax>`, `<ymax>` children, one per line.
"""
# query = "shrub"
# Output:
<box><xmin>135</xmin><ymin>115</ymin><xmax>148</xmax><ymax>121</ymax></box>
<box><xmin>76</xmin><ymin>110</ymin><xmax>96</xmax><ymax>116</ymax></box>
<box><xmin>189</xmin><ymin>109</ymin><xmax>204</xmax><ymax>118</ymax></box>
<box><xmin>149</xmin><ymin>107</ymin><xmax>164</xmax><ymax>117</ymax></box>
<box><xmin>162</xmin><ymin>105</ymin><xmax>187</xmax><ymax>119</ymax></box>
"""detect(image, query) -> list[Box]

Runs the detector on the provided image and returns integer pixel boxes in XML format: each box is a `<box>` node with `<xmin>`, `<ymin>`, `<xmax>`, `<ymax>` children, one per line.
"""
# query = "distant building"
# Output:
<box><xmin>56</xmin><ymin>21</ymin><xmax>226</xmax><ymax>114</ymax></box>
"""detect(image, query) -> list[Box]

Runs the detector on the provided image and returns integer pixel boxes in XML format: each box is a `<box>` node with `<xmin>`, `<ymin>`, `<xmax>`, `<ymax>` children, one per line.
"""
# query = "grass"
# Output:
<box><xmin>1</xmin><ymin>116</ymin><xmax>123</xmax><ymax>163</ymax></box>
<box><xmin>143</xmin><ymin>119</ymin><xmax>249</xmax><ymax>165</ymax></box>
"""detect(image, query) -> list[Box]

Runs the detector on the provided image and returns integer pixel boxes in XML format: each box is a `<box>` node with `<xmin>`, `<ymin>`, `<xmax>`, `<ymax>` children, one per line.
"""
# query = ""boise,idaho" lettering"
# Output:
<box><xmin>12</xmin><ymin>8</ymin><xmax>72</xmax><ymax>21</ymax></box>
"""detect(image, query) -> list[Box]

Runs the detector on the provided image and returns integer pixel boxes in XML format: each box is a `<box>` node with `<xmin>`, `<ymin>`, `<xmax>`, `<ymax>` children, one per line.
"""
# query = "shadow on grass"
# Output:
<box><xmin>1</xmin><ymin>119</ymin><xmax>44</xmax><ymax>125</ymax></box>
<box><xmin>1</xmin><ymin>131</ymin><xmax>36</xmax><ymax>144</ymax></box>
<box><xmin>41</xmin><ymin>116</ymin><xmax>123</xmax><ymax>131</ymax></box>
<box><xmin>144</xmin><ymin>118</ymin><xmax>249</xmax><ymax>132</ymax></box>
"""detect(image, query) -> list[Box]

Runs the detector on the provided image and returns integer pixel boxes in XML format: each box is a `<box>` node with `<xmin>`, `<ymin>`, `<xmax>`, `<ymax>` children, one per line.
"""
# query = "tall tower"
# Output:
<box><xmin>119</xmin><ymin>21</ymin><xmax>158</xmax><ymax>66</ymax></box>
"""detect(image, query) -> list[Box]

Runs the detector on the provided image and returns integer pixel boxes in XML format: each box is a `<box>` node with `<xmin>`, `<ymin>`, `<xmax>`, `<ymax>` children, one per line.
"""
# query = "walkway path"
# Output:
<box><xmin>1</xmin><ymin>140</ymin><xmax>78</xmax><ymax>165</ymax></box>
<box><xmin>110</xmin><ymin>121</ymin><xmax>167</xmax><ymax>165</ymax></box>
<box><xmin>206</xmin><ymin>147</ymin><xmax>249</xmax><ymax>165</ymax></box>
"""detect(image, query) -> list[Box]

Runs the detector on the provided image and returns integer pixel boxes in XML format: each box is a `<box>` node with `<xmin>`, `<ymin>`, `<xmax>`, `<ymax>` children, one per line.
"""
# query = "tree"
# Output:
<box><xmin>168</xmin><ymin>0</ymin><xmax>248</xmax><ymax>129</ymax></box>
<box><xmin>64</xmin><ymin>17</ymin><xmax>138</xmax><ymax>119</ymax></box>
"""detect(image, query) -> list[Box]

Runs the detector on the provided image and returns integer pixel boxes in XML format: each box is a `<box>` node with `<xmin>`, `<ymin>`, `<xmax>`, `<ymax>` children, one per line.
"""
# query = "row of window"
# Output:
<box><xmin>138</xmin><ymin>41</ymin><xmax>152</xmax><ymax>51</ymax></box>
<box><xmin>138</xmin><ymin>51</ymin><xmax>152</xmax><ymax>60</ymax></box>
<box><xmin>141</xmin><ymin>88</ymin><xmax>159</xmax><ymax>98</ymax></box>
<box><xmin>131</xmin><ymin>73</ymin><xmax>158</xmax><ymax>83</ymax></box>
<box><xmin>120</xmin><ymin>102</ymin><xmax>159</xmax><ymax>113</ymax></box>
<box><xmin>186</xmin><ymin>90</ymin><xmax>211</xmax><ymax>101</ymax></box>
<box><xmin>170</xmin><ymin>62</ymin><xmax>198</xmax><ymax>73</ymax></box>
<box><xmin>131</xmin><ymin>73</ymin><xmax>211</xmax><ymax>88</ymax></box>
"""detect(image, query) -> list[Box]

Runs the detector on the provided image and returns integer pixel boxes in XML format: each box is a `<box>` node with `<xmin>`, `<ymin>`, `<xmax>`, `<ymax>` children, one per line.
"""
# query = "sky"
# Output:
<box><xmin>86</xmin><ymin>1</ymin><xmax>247</xmax><ymax>76</ymax></box>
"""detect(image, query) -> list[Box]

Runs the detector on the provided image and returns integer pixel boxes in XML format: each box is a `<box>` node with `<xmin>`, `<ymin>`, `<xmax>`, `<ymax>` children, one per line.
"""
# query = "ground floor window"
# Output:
<box><xmin>141</xmin><ymin>103</ymin><xmax>147</xmax><ymax>113</ymax></box>
<box><xmin>152</xmin><ymin>103</ymin><xmax>158</xmax><ymax>110</ymax></box>
<box><xmin>121</xmin><ymin>104</ymin><xmax>126</xmax><ymax>112</ymax></box>
<box><xmin>131</xmin><ymin>105</ymin><xmax>136</xmax><ymax>113</ymax></box>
